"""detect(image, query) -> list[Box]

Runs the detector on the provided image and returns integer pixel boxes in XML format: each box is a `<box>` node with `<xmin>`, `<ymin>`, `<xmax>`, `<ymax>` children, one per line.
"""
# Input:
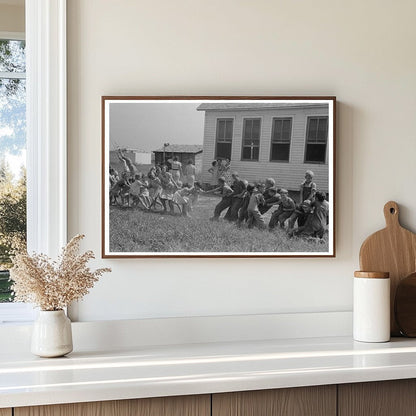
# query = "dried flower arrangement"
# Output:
<box><xmin>10</xmin><ymin>234</ymin><xmax>111</xmax><ymax>311</ymax></box>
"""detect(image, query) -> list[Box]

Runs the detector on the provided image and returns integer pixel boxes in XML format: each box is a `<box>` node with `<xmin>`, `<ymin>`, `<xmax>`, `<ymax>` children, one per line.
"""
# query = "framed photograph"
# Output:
<box><xmin>102</xmin><ymin>96</ymin><xmax>336</xmax><ymax>258</ymax></box>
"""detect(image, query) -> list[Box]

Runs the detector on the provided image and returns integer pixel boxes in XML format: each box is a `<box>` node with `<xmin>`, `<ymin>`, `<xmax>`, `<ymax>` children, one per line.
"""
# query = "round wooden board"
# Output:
<box><xmin>395</xmin><ymin>272</ymin><xmax>416</xmax><ymax>337</ymax></box>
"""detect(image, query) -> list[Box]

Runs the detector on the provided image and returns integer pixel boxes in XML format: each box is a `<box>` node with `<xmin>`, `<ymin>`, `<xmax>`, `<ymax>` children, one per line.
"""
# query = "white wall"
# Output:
<box><xmin>67</xmin><ymin>0</ymin><xmax>416</xmax><ymax>322</ymax></box>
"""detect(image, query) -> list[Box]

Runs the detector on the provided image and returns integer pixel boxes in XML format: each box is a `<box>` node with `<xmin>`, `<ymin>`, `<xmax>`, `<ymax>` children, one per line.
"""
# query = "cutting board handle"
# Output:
<box><xmin>384</xmin><ymin>201</ymin><xmax>400</xmax><ymax>228</ymax></box>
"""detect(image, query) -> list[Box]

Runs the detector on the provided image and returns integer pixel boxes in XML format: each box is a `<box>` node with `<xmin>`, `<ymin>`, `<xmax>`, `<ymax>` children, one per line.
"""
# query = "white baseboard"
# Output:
<box><xmin>0</xmin><ymin>311</ymin><xmax>352</xmax><ymax>353</ymax></box>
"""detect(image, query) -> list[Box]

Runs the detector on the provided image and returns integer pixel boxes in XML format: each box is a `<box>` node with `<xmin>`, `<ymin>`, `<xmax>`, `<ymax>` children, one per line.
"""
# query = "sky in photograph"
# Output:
<box><xmin>109</xmin><ymin>102</ymin><xmax>205</xmax><ymax>152</ymax></box>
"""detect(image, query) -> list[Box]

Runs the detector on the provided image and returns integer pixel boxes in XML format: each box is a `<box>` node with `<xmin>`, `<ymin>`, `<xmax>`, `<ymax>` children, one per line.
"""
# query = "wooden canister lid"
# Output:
<box><xmin>354</xmin><ymin>271</ymin><xmax>390</xmax><ymax>279</ymax></box>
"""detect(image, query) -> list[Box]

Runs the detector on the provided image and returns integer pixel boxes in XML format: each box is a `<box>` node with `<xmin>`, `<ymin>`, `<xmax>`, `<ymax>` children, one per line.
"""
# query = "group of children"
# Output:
<box><xmin>207</xmin><ymin>158</ymin><xmax>231</xmax><ymax>186</ymax></box>
<box><xmin>109</xmin><ymin>150</ymin><xmax>329</xmax><ymax>239</ymax></box>
<box><xmin>208</xmin><ymin>170</ymin><xmax>329</xmax><ymax>239</ymax></box>
<box><xmin>109</xmin><ymin>150</ymin><xmax>201</xmax><ymax>217</ymax></box>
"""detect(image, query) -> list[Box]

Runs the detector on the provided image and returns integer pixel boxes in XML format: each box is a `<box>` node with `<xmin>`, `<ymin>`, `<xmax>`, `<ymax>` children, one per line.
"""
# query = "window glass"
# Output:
<box><xmin>0</xmin><ymin>40</ymin><xmax>25</xmax><ymax>73</ymax></box>
<box><xmin>305</xmin><ymin>116</ymin><xmax>328</xmax><ymax>163</ymax></box>
<box><xmin>252</xmin><ymin>119</ymin><xmax>260</xmax><ymax>138</ymax></box>
<box><xmin>317</xmin><ymin>117</ymin><xmax>328</xmax><ymax>142</ymax></box>
<box><xmin>0</xmin><ymin>39</ymin><xmax>27</xmax><ymax>303</ymax></box>
<box><xmin>242</xmin><ymin>118</ymin><xmax>260</xmax><ymax>161</ymax></box>
<box><xmin>307</xmin><ymin>118</ymin><xmax>317</xmax><ymax>141</ymax></box>
<box><xmin>215</xmin><ymin>118</ymin><xmax>233</xmax><ymax>160</ymax></box>
<box><xmin>271</xmin><ymin>118</ymin><xmax>292</xmax><ymax>162</ymax></box>
<box><xmin>217</xmin><ymin>119</ymin><xmax>225</xmax><ymax>140</ymax></box>
<box><xmin>225</xmin><ymin>120</ymin><xmax>233</xmax><ymax>139</ymax></box>
<box><xmin>271</xmin><ymin>143</ymin><xmax>290</xmax><ymax>161</ymax></box>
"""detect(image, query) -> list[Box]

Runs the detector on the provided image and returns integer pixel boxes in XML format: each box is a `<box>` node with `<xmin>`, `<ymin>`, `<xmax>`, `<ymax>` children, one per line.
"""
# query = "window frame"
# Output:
<box><xmin>214</xmin><ymin>117</ymin><xmax>234</xmax><ymax>161</ymax></box>
<box><xmin>304</xmin><ymin>115</ymin><xmax>329</xmax><ymax>164</ymax></box>
<box><xmin>269</xmin><ymin>116</ymin><xmax>293</xmax><ymax>163</ymax></box>
<box><xmin>26</xmin><ymin>0</ymin><xmax>67</xmax><ymax>256</ymax></box>
<box><xmin>241</xmin><ymin>117</ymin><xmax>261</xmax><ymax>162</ymax></box>
<box><xmin>0</xmin><ymin>0</ymin><xmax>67</xmax><ymax>323</ymax></box>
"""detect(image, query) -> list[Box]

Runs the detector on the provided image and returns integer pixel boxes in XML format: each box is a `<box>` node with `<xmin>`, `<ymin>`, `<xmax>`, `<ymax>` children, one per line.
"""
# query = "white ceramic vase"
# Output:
<box><xmin>31</xmin><ymin>310</ymin><xmax>73</xmax><ymax>357</ymax></box>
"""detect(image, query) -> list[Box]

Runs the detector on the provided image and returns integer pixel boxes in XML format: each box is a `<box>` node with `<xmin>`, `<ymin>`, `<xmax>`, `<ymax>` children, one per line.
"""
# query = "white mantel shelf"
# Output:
<box><xmin>2</xmin><ymin>336</ymin><xmax>416</xmax><ymax>409</ymax></box>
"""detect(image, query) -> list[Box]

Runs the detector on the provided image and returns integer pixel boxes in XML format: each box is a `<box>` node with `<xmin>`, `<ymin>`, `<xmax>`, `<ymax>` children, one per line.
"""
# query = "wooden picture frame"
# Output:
<box><xmin>102</xmin><ymin>96</ymin><xmax>336</xmax><ymax>258</ymax></box>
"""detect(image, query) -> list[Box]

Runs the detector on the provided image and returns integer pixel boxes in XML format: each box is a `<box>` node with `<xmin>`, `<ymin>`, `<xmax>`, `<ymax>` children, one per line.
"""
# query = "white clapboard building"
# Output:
<box><xmin>197</xmin><ymin>103</ymin><xmax>329</xmax><ymax>192</ymax></box>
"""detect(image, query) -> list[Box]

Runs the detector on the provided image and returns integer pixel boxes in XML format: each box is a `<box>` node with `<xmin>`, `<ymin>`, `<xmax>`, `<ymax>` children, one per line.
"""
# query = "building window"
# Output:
<box><xmin>215</xmin><ymin>118</ymin><xmax>233</xmax><ymax>160</ymax></box>
<box><xmin>305</xmin><ymin>116</ymin><xmax>328</xmax><ymax>163</ymax></box>
<box><xmin>241</xmin><ymin>118</ymin><xmax>261</xmax><ymax>161</ymax></box>
<box><xmin>0</xmin><ymin>38</ymin><xmax>27</xmax><ymax>304</ymax></box>
<box><xmin>270</xmin><ymin>118</ymin><xmax>292</xmax><ymax>162</ymax></box>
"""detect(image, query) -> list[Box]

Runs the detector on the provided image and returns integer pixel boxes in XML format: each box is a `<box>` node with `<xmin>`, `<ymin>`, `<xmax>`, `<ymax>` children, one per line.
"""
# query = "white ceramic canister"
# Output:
<box><xmin>353</xmin><ymin>271</ymin><xmax>390</xmax><ymax>342</ymax></box>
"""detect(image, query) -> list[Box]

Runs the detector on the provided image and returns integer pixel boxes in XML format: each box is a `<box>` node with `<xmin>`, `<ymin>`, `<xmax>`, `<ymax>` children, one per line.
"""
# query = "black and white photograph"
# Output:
<box><xmin>102</xmin><ymin>97</ymin><xmax>335</xmax><ymax>257</ymax></box>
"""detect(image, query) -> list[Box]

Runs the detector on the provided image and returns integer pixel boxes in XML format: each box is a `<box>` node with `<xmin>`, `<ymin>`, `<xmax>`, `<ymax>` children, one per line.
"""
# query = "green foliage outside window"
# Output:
<box><xmin>0</xmin><ymin>39</ymin><xmax>27</xmax><ymax>302</ymax></box>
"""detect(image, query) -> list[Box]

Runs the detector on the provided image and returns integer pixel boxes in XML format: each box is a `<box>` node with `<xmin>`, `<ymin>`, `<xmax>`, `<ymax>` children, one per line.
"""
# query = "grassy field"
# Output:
<box><xmin>109</xmin><ymin>194</ymin><xmax>328</xmax><ymax>253</ymax></box>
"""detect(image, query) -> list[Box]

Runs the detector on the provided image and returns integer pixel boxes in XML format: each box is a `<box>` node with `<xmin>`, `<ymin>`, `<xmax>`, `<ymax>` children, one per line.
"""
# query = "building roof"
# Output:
<box><xmin>153</xmin><ymin>144</ymin><xmax>203</xmax><ymax>154</ymax></box>
<box><xmin>196</xmin><ymin>102</ymin><xmax>328</xmax><ymax>111</ymax></box>
<box><xmin>110</xmin><ymin>148</ymin><xmax>151</xmax><ymax>154</ymax></box>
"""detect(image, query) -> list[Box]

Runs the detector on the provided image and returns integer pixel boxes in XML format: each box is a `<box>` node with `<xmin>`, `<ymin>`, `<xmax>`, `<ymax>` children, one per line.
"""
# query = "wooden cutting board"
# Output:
<box><xmin>359</xmin><ymin>201</ymin><xmax>416</xmax><ymax>336</ymax></box>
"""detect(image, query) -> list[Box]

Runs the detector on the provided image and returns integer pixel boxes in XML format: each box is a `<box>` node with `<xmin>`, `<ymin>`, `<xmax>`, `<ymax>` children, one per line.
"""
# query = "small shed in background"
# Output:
<box><xmin>110</xmin><ymin>148</ymin><xmax>152</xmax><ymax>165</ymax></box>
<box><xmin>153</xmin><ymin>144</ymin><xmax>203</xmax><ymax>174</ymax></box>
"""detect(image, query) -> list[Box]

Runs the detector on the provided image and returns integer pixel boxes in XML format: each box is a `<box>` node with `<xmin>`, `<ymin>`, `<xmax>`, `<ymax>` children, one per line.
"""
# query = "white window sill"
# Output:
<box><xmin>0</xmin><ymin>303</ymin><xmax>36</xmax><ymax>324</ymax></box>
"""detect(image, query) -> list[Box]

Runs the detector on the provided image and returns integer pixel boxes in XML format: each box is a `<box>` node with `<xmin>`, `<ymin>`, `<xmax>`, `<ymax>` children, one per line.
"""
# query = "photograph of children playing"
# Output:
<box><xmin>104</xmin><ymin>99</ymin><xmax>333</xmax><ymax>255</ymax></box>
